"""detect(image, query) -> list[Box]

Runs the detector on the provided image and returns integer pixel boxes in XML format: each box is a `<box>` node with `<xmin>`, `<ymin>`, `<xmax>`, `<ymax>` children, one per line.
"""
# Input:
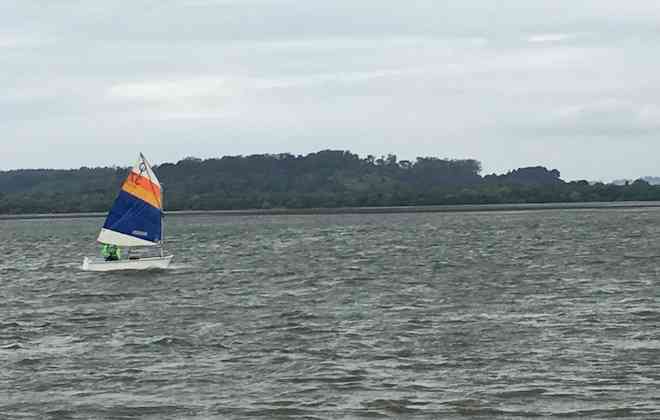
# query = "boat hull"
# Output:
<box><xmin>82</xmin><ymin>255</ymin><xmax>173</xmax><ymax>272</ymax></box>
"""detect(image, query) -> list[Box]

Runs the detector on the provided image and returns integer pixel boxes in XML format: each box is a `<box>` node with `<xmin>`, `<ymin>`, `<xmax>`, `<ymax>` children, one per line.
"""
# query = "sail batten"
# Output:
<box><xmin>97</xmin><ymin>154</ymin><xmax>163</xmax><ymax>247</ymax></box>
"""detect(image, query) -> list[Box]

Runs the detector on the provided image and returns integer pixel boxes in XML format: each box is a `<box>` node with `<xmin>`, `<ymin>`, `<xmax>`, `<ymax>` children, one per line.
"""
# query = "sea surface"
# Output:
<box><xmin>1</xmin><ymin>209</ymin><xmax>659</xmax><ymax>419</ymax></box>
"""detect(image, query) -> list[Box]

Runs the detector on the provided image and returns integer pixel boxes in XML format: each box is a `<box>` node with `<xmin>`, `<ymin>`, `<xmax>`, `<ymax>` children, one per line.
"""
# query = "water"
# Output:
<box><xmin>1</xmin><ymin>209</ymin><xmax>659</xmax><ymax>419</ymax></box>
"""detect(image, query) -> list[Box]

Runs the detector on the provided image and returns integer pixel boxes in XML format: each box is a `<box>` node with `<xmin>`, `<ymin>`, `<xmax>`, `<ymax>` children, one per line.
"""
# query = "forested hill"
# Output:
<box><xmin>0</xmin><ymin>150</ymin><xmax>658</xmax><ymax>214</ymax></box>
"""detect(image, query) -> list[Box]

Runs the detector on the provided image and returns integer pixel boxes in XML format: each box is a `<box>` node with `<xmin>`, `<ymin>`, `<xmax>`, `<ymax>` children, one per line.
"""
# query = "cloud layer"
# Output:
<box><xmin>2</xmin><ymin>0</ymin><xmax>660</xmax><ymax>180</ymax></box>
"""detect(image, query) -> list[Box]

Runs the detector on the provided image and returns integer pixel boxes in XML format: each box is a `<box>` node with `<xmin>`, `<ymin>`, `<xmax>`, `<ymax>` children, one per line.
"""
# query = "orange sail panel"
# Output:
<box><xmin>122</xmin><ymin>172</ymin><xmax>162</xmax><ymax>209</ymax></box>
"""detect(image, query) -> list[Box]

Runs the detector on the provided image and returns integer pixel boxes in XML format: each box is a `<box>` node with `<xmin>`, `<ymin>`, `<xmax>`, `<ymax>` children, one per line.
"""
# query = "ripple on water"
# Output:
<box><xmin>2</xmin><ymin>211</ymin><xmax>660</xmax><ymax>418</ymax></box>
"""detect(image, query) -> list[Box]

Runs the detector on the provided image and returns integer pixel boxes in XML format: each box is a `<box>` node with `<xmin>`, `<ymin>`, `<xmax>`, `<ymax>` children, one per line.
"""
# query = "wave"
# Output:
<box><xmin>217</xmin><ymin>407</ymin><xmax>319</xmax><ymax>418</ymax></box>
<box><xmin>491</xmin><ymin>387</ymin><xmax>548</xmax><ymax>398</ymax></box>
<box><xmin>1</xmin><ymin>342</ymin><xmax>23</xmax><ymax>350</ymax></box>
<box><xmin>120</xmin><ymin>336</ymin><xmax>196</xmax><ymax>349</ymax></box>
<box><xmin>15</xmin><ymin>357</ymin><xmax>41</xmax><ymax>366</ymax></box>
<box><xmin>150</xmin><ymin>336</ymin><xmax>194</xmax><ymax>347</ymax></box>
<box><xmin>362</xmin><ymin>398</ymin><xmax>427</xmax><ymax>415</ymax></box>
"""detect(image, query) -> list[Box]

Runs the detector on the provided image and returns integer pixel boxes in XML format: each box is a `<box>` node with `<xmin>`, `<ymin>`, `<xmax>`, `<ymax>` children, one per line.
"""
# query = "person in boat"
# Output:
<box><xmin>101</xmin><ymin>244</ymin><xmax>121</xmax><ymax>261</ymax></box>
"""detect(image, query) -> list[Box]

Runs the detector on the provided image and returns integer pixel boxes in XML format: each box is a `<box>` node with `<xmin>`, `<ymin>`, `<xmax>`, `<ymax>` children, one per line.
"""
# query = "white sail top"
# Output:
<box><xmin>134</xmin><ymin>153</ymin><xmax>162</xmax><ymax>188</ymax></box>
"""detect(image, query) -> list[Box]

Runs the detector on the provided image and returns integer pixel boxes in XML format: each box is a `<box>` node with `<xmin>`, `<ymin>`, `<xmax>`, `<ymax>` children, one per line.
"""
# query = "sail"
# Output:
<box><xmin>97</xmin><ymin>154</ymin><xmax>163</xmax><ymax>247</ymax></box>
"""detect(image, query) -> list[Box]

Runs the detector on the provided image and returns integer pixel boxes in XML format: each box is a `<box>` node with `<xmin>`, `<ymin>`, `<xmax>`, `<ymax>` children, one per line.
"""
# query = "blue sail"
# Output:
<box><xmin>102</xmin><ymin>190</ymin><xmax>162</xmax><ymax>244</ymax></box>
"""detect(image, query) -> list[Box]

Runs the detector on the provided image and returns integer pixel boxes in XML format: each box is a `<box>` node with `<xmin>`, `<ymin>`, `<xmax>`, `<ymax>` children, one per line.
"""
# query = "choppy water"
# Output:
<box><xmin>1</xmin><ymin>209</ymin><xmax>659</xmax><ymax>419</ymax></box>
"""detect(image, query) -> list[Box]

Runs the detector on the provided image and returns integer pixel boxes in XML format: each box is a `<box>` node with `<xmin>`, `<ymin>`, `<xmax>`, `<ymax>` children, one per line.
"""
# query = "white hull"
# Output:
<box><xmin>82</xmin><ymin>255</ymin><xmax>173</xmax><ymax>272</ymax></box>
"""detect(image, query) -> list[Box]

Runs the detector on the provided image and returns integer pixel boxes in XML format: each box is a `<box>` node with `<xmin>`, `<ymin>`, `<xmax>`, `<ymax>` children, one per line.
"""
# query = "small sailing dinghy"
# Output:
<box><xmin>82</xmin><ymin>153</ymin><xmax>173</xmax><ymax>271</ymax></box>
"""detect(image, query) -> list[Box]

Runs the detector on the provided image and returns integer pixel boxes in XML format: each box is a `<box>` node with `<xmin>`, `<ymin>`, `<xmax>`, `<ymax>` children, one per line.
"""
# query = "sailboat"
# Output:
<box><xmin>82</xmin><ymin>153</ymin><xmax>173</xmax><ymax>271</ymax></box>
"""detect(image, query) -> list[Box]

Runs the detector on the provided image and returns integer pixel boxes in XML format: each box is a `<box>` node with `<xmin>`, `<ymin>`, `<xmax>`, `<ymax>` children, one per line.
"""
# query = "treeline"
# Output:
<box><xmin>1</xmin><ymin>150</ymin><xmax>659</xmax><ymax>214</ymax></box>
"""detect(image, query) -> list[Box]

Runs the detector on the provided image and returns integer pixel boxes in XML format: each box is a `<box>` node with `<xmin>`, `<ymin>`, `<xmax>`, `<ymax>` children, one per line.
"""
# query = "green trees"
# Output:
<box><xmin>1</xmin><ymin>150</ymin><xmax>659</xmax><ymax>214</ymax></box>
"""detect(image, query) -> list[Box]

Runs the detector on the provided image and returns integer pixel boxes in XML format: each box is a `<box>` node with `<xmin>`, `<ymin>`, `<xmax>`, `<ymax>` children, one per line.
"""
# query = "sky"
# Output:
<box><xmin>2</xmin><ymin>0</ymin><xmax>660</xmax><ymax>181</ymax></box>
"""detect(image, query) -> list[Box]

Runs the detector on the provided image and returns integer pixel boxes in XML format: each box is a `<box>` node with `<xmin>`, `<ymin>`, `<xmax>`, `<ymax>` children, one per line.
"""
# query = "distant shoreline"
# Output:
<box><xmin>2</xmin><ymin>201</ymin><xmax>660</xmax><ymax>220</ymax></box>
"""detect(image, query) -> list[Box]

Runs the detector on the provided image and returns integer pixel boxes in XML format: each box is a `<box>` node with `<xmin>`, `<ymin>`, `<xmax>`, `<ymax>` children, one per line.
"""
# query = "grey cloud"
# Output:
<box><xmin>2</xmin><ymin>1</ymin><xmax>660</xmax><ymax>181</ymax></box>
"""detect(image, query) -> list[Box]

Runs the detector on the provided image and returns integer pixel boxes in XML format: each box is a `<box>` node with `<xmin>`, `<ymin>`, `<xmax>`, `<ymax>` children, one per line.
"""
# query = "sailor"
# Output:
<box><xmin>102</xmin><ymin>244</ymin><xmax>121</xmax><ymax>261</ymax></box>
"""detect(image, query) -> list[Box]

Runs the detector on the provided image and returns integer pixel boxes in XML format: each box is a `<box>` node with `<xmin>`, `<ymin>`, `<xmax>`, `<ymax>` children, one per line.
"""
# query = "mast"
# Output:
<box><xmin>160</xmin><ymin>182</ymin><xmax>165</xmax><ymax>257</ymax></box>
<box><xmin>139</xmin><ymin>152</ymin><xmax>165</xmax><ymax>257</ymax></box>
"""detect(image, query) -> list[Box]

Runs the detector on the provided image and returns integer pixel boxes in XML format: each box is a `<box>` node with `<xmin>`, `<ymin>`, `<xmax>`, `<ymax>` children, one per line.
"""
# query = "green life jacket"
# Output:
<box><xmin>101</xmin><ymin>244</ymin><xmax>120</xmax><ymax>259</ymax></box>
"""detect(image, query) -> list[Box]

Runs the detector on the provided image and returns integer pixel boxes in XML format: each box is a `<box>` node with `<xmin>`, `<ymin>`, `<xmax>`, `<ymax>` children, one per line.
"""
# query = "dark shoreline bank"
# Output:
<box><xmin>2</xmin><ymin>201</ymin><xmax>660</xmax><ymax>220</ymax></box>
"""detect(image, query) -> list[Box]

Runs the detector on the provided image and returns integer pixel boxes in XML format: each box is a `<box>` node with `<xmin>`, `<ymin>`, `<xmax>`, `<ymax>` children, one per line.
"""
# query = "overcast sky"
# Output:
<box><xmin>2</xmin><ymin>1</ymin><xmax>660</xmax><ymax>180</ymax></box>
